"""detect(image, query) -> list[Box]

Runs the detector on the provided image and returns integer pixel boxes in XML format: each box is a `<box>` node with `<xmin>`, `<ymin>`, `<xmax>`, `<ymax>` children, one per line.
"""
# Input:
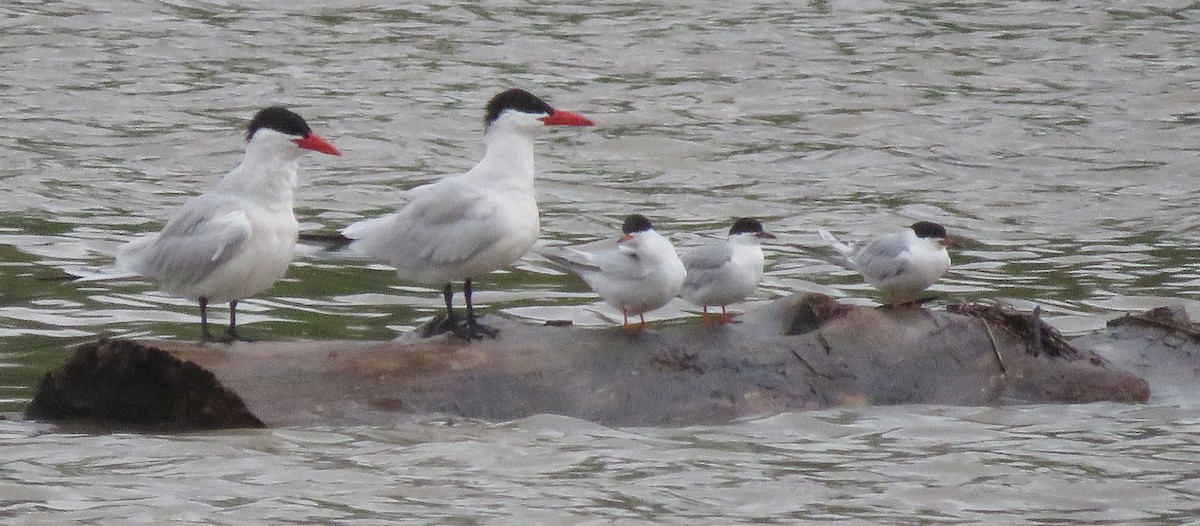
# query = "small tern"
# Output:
<box><xmin>818</xmin><ymin>221</ymin><xmax>951</xmax><ymax>307</ymax></box>
<box><xmin>680</xmin><ymin>218</ymin><xmax>775</xmax><ymax>324</ymax></box>
<box><xmin>548</xmin><ymin>214</ymin><xmax>686</xmax><ymax>329</ymax></box>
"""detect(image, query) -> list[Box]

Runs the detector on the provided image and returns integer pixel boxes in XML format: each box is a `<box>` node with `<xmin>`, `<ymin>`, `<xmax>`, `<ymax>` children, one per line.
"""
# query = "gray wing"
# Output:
<box><xmin>849</xmin><ymin>233</ymin><xmax>911</xmax><ymax>282</ymax></box>
<box><xmin>681</xmin><ymin>242</ymin><xmax>733</xmax><ymax>290</ymax></box>
<box><xmin>549</xmin><ymin>242</ymin><xmax>649</xmax><ymax>281</ymax></box>
<box><xmin>588</xmin><ymin>243</ymin><xmax>653</xmax><ymax>280</ymax></box>
<box><xmin>117</xmin><ymin>193</ymin><xmax>251</xmax><ymax>286</ymax></box>
<box><xmin>544</xmin><ymin>247</ymin><xmax>602</xmax><ymax>275</ymax></box>
<box><xmin>343</xmin><ymin>178</ymin><xmax>507</xmax><ymax>267</ymax></box>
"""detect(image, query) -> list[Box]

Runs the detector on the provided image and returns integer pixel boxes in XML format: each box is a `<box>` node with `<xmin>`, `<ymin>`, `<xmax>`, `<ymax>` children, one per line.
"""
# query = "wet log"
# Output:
<box><xmin>27</xmin><ymin>293</ymin><xmax>1153</xmax><ymax>429</ymax></box>
<box><xmin>1070</xmin><ymin>305</ymin><xmax>1200</xmax><ymax>403</ymax></box>
<box><xmin>25</xmin><ymin>338</ymin><xmax>263</xmax><ymax>430</ymax></box>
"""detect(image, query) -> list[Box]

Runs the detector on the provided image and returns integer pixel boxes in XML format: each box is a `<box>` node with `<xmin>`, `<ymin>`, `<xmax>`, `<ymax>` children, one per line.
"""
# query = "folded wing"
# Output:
<box><xmin>117</xmin><ymin>194</ymin><xmax>252</xmax><ymax>288</ymax></box>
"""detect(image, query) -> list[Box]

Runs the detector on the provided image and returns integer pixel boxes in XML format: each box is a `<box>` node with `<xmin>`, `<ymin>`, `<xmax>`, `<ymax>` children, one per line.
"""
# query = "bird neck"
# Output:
<box><xmin>729</xmin><ymin>238</ymin><xmax>765</xmax><ymax>268</ymax></box>
<box><xmin>216</xmin><ymin>142</ymin><xmax>302</xmax><ymax>203</ymax></box>
<box><xmin>469</xmin><ymin>128</ymin><xmax>538</xmax><ymax>188</ymax></box>
<box><xmin>638</xmin><ymin>233</ymin><xmax>677</xmax><ymax>263</ymax></box>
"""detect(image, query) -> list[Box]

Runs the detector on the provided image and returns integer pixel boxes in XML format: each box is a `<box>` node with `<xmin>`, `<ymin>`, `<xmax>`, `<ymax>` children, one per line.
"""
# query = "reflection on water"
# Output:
<box><xmin>2</xmin><ymin>0</ymin><xmax>1200</xmax><ymax>523</ymax></box>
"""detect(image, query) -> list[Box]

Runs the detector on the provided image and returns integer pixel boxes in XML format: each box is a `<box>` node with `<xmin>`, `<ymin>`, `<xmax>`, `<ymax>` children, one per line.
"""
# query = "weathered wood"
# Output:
<box><xmin>1071</xmin><ymin>305</ymin><xmax>1200</xmax><ymax>403</ymax></box>
<box><xmin>27</xmin><ymin>294</ymin><xmax>1155</xmax><ymax>429</ymax></box>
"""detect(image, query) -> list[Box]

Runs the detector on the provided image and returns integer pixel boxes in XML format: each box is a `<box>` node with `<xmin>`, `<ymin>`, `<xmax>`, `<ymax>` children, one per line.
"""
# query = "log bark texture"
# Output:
<box><xmin>27</xmin><ymin>294</ymin><xmax>1155</xmax><ymax>429</ymax></box>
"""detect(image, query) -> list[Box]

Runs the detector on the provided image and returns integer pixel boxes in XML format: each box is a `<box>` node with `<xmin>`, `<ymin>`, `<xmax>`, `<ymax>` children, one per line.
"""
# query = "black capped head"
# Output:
<box><xmin>910</xmin><ymin>221</ymin><xmax>948</xmax><ymax>239</ymax></box>
<box><xmin>484</xmin><ymin>89</ymin><xmax>555</xmax><ymax>127</ymax></box>
<box><xmin>622</xmin><ymin>214</ymin><xmax>655</xmax><ymax>235</ymax></box>
<box><xmin>729</xmin><ymin>217</ymin><xmax>777</xmax><ymax>240</ymax></box>
<box><xmin>729</xmin><ymin>218</ymin><xmax>766</xmax><ymax>235</ymax></box>
<box><xmin>246</xmin><ymin>106</ymin><xmax>312</xmax><ymax>141</ymax></box>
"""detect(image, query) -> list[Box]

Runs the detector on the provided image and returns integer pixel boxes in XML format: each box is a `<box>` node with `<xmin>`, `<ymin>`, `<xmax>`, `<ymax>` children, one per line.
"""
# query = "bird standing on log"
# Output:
<box><xmin>342</xmin><ymin>89</ymin><xmax>595</xmax><ymax>340</ymax></box>
<box><xmin>548</xmin><ymin>214</ymin><xmax>687</xmax><ymax>329</ymax></box>
<box><xmin>818</xmin><ymin>221</ymin><xmax>951</xmax><ymax>307</ymax></box>
<box><xmin>680</xmin><ymin>218</ymin><xmax>775</xmax><ymax>324</ymax></box>
<box><xmin>117</xmin><ymin>107</ymin><xmax>342</xmax><ymax>342</ymax></box>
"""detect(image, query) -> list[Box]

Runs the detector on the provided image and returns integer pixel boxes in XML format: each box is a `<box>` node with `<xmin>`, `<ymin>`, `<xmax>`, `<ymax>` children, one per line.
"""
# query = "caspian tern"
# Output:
<box><xmin>342</xmin><ymin>89</ymin><xmax>594</xmax><ymax>340</ymax></box>
<box><xmin>818</xmin><ymin>221</ymin><xmax>951</xmax><ymax>307</ymax></box>
<box><xmin>680</xmin><ymin>218</ymin><xmax>775</xmax><ymax>324</ymax></box>
<box><xmin>548</xmin><ymin>214</ymin><xmax>686</xmax><ymax>329</ymax></box>
<box><xmin>116</xmin><ymin>107</ymin><xmax>341</xmax><ymax>342</ymax></box>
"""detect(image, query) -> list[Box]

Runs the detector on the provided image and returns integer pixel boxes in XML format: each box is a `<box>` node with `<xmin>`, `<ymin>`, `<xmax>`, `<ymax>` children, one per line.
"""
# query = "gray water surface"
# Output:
<box><xmin>2</xmin><ymin>1</ymin><xmax>1200</xmax><ymax>523</ymax></box>
<box><xmin>5</xmin><ymin>405</ymin><xmax>1200</xmax><ymax>524</ymax></box>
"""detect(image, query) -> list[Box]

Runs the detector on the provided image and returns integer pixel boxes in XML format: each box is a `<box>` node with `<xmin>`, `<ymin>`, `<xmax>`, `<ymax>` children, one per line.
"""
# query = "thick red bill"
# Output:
<box><xmin>540</xmin><ymin>110</ymin><xmax>595</xmax><ymax>127</ymax></box>
<box><xmin>293</xmin><ymin>134</ymin><xmax>342</xmax><ymax>156</ymax></box>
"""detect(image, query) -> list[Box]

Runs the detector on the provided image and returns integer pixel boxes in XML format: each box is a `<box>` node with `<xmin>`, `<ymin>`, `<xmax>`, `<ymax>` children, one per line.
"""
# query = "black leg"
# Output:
<box><xmin>435</xmin><ymin>282</ymin><xmax>472</xmax><ymax>340</ymax></box>
<box><xmin>199</xmin><ymin>296</ymin><xmax>213</xmax><ymax>342</ymax></box>
<box><xmin>463</xmin><ymin>278</ymin><xmax>477</xmax><ymax>325</ymax></box>
<box><xmin>224</xmin><ymin>300</ymin><xmax>253</xmax><ymax>342</ymax></box>
<box><xmin>463</xmin><ymin>278</ymin><xmax>498</xmax><ymax>339</ymax></box>
<box><xmin>442</xmin><ymin>282</ymin><xmax>458</xmax><ymax>324</ymax></box>
<box><xmin>431</xmin><ymin>280</ymin><xmax>497</xmax><ymax>340</ymax></box>
<box><xmin>227</xmin><ymin>300</ymin><xmax>237</xmax><ymax>340</ymax></box>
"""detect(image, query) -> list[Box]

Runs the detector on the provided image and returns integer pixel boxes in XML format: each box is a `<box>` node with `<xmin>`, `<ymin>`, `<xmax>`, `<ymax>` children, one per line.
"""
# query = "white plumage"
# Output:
<box><xmin>819</xmin><ymin>221</ymin><xmax>951</xmax><ymax>306</ymax></box>
<box><xmin>680</xmin><ymin>218</ymin><xmax>774</xmax><ymax>324</ymax></box>
<box><xmin>549</xmin><ymin>214</ymin><xmax>686</xmax><ymax>329</ymax></box>
<box><xmin>342</xmin><ymin>89</ymin><xmax>593</xmax><ymax>339</ymax></box>
<box><xmin>117</xmin><ymin>107</ymin><xmax>341</xmax><ymax>341</ymax></box>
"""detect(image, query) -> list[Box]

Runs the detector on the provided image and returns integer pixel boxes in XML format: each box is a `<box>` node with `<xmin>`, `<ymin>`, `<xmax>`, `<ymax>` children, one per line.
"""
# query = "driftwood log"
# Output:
<box><xmin>1072</xmin><ymin>305</ymin><xmax>1200</xmax><ymax>403</ymax></box>
<box><xmin>27</xmin><ymin>293</ymin><xmax>1159</xmax><ymax>430</ymax></box>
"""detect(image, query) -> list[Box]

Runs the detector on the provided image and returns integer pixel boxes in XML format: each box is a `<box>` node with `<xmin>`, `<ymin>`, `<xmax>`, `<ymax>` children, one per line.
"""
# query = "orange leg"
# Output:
<box><xmin>622</xmin><ymin>309</ymin><xmax>648</xmax><ymax>330</ymax></box>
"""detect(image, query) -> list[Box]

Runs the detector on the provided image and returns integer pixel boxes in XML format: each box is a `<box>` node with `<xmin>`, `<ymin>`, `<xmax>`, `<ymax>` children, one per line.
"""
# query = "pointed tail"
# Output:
<box><xmin>543</xmin><ymin>248</ymin><xmax>601</xmax><ymax>275</ymax></box>
<box><xmin>818</xmin><ymin>229</ymin><xmax>855</xmax><ymax>257</ymax></box>
<box><xmin>298</xmin><ymin>232</ymin><xmax>353</xmax><ymax>251</ymax></box>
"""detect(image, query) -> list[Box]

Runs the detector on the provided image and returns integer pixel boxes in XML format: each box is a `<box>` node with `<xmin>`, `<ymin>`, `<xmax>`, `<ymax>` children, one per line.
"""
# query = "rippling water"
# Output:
<box><xmin>3</xmin><ymin>0</ymin><xmax>1200</xmax><ymax>523</ymax></box>
<box><xmin>5</xmin><ymin>405</ymin><xmax>1200</xmax><ymax>524</ymax></box>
